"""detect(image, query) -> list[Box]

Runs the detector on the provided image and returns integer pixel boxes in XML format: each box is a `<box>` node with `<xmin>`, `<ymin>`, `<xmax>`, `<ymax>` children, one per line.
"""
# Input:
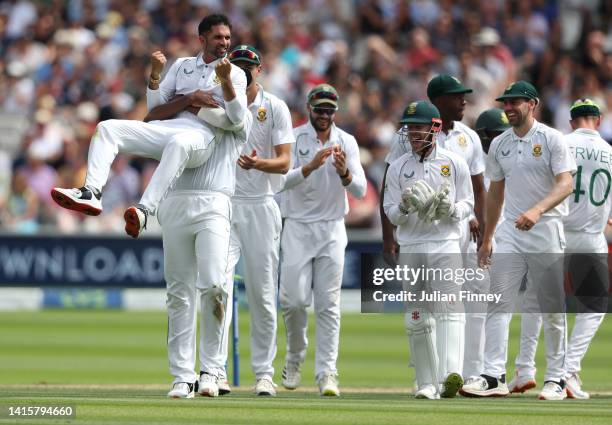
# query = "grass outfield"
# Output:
<box><xmin>0</xmin><ymin>310</ymin><xmax>611</xmax><ymax>424</ymax></box>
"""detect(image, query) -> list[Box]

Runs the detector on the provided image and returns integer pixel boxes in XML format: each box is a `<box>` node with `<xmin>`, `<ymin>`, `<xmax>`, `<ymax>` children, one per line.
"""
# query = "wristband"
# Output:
<box><xmin>149</xmin><ymin>74</ymin><xmax>161</xmax><ymax>84</ymax></box>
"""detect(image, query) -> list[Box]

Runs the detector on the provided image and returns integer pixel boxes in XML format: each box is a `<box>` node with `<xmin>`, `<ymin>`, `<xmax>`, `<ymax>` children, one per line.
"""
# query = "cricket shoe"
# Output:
<box><xmin>254</xmin><ymin>376</ymin><xmax>277</xmax><ymax>396</ymax></box>
<box><xmin>565</xmin><ymin>373</ymin><xmax>589</xmax><ymax>399</ymax></box>
<box><xmin>459</xmin><ymin>374</ymin><xmax>509</xmax><ymax>397</ymax></box>
<box><xmin>217</xmin><ymin>372</ymin><xmax>231</xmax><ymax>395</ymax></box>
<box><xmin>124</xmin><ymin>205</ymin><xmax>148</xmax><ymax>238</ymax></box>
<box><xmin>508</xmin><ymin>372</ymin><xmax>537</xmax><ymax>393</ymax></box>
<box><xmin>538</xmin><ymin>380</ymin><xmax>567</xmax><ymax>400</ymax></box>
<box><xmin>441</xmin><ymin>372</ymin><xmax>464</xmax><ymax>398</ymax></box>
<box><xmin>281</xmin><ymin>362</ymin><xmax>301</xmax><ymax>390</ymax></box>
<box><xmin>317</xmin><ymin>373</ymin><xmax>340</xmax><ymax>397</ymax></box>
<box><xmin>51</xmin><ymin>186</ymin><xmax>102</xmax><ymax>216</ymax></box>
<box><xmin>198</xmin><ymin>372</ymin><xmax>219</xmax><ymax>397</ymax></box>
<box><xmin>415</xmin><ymin>384</ymin><xmax>440</xmax><ymax>400</ymax></box>
<box><xmin>167</xmin><ymin>382</ymin><xmax>196</xmax><ymax>399</ymax></box>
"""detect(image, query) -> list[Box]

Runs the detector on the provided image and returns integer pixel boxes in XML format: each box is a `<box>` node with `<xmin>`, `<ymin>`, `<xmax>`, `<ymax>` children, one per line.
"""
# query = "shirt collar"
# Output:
<box><xmin>307</xmin><ymin>121</ymin><xmax>338</xmax><ymax>145</ymax></box>
<box><xmin>250</xmin><ymin>84</ymin><xmax>264</xmax><ymax>108</ymax></box>
<box><xmin>409</xmin><ymin>144</ymin><xmax>439</xmax><ymax>161</ymax></box>
<box><xmin>574</xmin><ymin>128</ymin><xmax>600</xmax><ymax>137</ymax></box>
<box><xmin>196</xmin><ymin>53</ymin><xmax>224</xmax><ymax>68</ymax></box>
<box><xmin>511</xmin><ymin>118</ymin><xmax>539</xmax><ymax>142</ymax></box>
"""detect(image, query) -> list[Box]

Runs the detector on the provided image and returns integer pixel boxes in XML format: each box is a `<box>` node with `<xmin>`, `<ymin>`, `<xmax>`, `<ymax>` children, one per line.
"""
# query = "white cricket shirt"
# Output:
<box><xmin>170</xmin><ymin>112</ymin><xmax>253</xmax><ymax>196</ymax></box>
<box><xmin>146</xmin><ymin>54</ymin><xmax>248</xmax><ymax>128</ymax></box>
<box><xmin>279</xmin><ymin>122</ymin><xmax>367</xmax><ymax>222</ymax></box>
<box><xmin>234</xmin><ymin>85</ymin><xmax>295</xmax><ymax>199</ymax></box>
<box><xmin>383</xmin><ymin>146</ymin><xmax>474</xmax><ymax>245</ymax></box>
<box><xmin>564</xmin><ymin>128</ymin><xmax>612</xmax><ymax>233</ymax></box>
<box><xmin>486</xmin><ymin>119</ymin><xmax>577</xmax><ymax>222</ymax></box>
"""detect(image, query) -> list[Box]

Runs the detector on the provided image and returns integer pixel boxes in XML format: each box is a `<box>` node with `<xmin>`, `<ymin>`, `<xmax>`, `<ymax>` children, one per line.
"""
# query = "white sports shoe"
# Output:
<box><xmin>459</xmin><ymin>375</ymin><xmax>509</xmax><ymax>397</ymax></box>
<box><xmin>254</xmin><ymin>376</ymin><xmax>277</xmax><ymax>396</ymax></box>
<box><xmin>415</xmin><ymin>384</ymin><xmax>440</xmax><ymax>400</ymax></box>
<box><xmin>124</xmin><ymin>205</ymin><xmax>148</xmax><ymax>239</ymax></box>
<box><xmin>217</xmin><ymin>374</ymin><xmax>231</xmax><ymax>395</ymax></box>
<box><xmin>317</xmin><ymin>373</ymin><xmax>340</xmax><ymax>397</ymax></box>
<box><xmin>198</xmin><ymin>372</ymin><xmax>219</xmax><ymax>397</ymax></box>
<box><xmin>282</xmin><ymin>363</ymin><xmax>301</xmax><ymax>390</ymax></box>
<box><xmin>538</xmin><ymin>381</ymin><xmax>567</xmax><ymax>400</ymax></box>
<box><xmin>565</xmin><ymin>373</ymin><xmax>589</xmax><ymax>399</ymax></box>
<box><xmin>167</xmin><ymin>382</ymin><xmax>195</xmax><ymax>399</ymax></box>
<box><xmin>508</xmin><ymin>372</ymin><xmax>537</xmax><ymax>393</ymax></box>
<box><xmin>51</xmin><ymin>186</ymin><xmax>102</xmax><ymax>216</ymax></box>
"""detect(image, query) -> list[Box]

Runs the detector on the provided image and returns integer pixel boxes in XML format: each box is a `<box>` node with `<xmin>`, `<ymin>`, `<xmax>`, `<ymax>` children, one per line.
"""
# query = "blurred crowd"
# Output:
<box><xmin>0</xmin><ymin>0</ymin><xmax>611</xmax><ymax>235</ymax></box>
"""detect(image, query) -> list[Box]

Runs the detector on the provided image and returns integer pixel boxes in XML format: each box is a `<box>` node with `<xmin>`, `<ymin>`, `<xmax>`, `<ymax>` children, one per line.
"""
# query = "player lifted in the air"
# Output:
<box><xmin>50</xmin><ymin>14</ymin><xmax>247</xmax><ymax>238</ymax></box>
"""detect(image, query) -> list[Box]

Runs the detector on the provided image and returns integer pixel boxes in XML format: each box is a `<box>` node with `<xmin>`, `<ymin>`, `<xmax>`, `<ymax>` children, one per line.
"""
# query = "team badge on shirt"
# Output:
<box><xmin>457</xmin><ymin>135</ymin><xmax>467</xmax><ymax>148</ymax></box>
<box><xmin>441</xmin><ymin>165</ymin><xmax>451</xmax><ymax>177</ymax></box>
<box><xmin>257</xmin><ymin>107</ymin><xmax>267</xmax><ymax>122</ymax></box>
<box><xmin>532</xmin><ymin>144</ymin><xmax>542</xmax><ymax>157</ymax></box>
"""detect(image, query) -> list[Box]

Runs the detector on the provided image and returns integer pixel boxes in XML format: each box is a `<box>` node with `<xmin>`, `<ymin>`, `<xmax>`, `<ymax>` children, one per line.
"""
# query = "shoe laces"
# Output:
<box><xmin>283</xmin><ymin>363</ymin><xmax>300</xmax><ymax>376</ymax></box>
<box><xmin>200</xmin><ymin>372</ymin><xmax>217</xmax><ymax>384</ymax></box>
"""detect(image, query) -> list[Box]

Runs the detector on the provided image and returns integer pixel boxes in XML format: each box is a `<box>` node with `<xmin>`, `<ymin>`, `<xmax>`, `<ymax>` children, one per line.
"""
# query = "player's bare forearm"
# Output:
<box><xmin>257</xmin><ymin>144</ymin><xmax>291</xmax><ymax>174</ymax></box>
<box><xmin>144</xmin><ymin>95</ymin><xmax>192</xmax><ymax>122</ymax></box>
<box><xmin>380</xmin><ymin>167</ymin><xmax>398</xmax><ymax>253</ymax></box>
<box><xmin>483</xmin><ymin>180</ymin><xmax>504</xmax><ymax>243</ymax></box>
<box><xmin>471</xmin><ymin>173</ymin><xmax>486</xmax><ymax>233</ymax></box>
<box><xmin>530</xmin><ymin>171</ymin><xmax>574</xmax><ymax>216</ymax></box>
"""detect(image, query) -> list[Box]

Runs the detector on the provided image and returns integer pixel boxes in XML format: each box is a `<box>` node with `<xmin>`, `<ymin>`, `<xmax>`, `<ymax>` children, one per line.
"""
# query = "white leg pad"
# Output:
<box><xmin>436</xmin><ymin>313</ymin><xmax>465</xmax><ymax>383</ymax></box>
<box><xmin>406</xmin><ymin>308</ymin><xmax>438</xmax><ymax>388</ymax></box>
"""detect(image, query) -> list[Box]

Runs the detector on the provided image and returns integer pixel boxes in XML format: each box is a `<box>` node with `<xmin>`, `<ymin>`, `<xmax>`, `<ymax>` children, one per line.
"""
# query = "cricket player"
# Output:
<box><xmin>278</xmin><ymin>84</ymin><xmax>366</xmax><ymax>396</ymax></box>
<box><xmin>216</xmin><ymin>45</ymin><xmax>294</xmax><ymax>396</ymax></box>
<box><xmin>50</xmin><ymin>14</ymin><xmax>247</xmax><ymax>238</ymax></box>
<box><xmin>384</xmin><ymin>101</ymin><xmax>473</xmax><ymax>399</ymax></box>
<box><xmin>462</xmin><ymin>108</ymin><xmax>510</xmax><ymax>383</ymax></box>
<box><xmin>158</xmin><ymin>70</ymin><xmax>254</xmax><ymax>401</ymax></box>
<box><xmin>461</xmin><ymin>81</ymin><xmax>576</xmax><ymax>400</ymax></box>
<box><xmin>507</xmin><ymin>99</ymin><xmax>610</xmax><ymax>400</ymax></box>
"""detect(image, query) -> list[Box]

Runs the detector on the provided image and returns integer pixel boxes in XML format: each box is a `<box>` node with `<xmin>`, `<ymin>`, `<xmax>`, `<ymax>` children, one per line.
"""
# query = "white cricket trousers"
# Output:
<box><xmin>157</xmin><ymin>191</ymin><xmax>232</xmax><ymax>384</ymax></box>
<box><xmin>221</xmin><ymin>197</ymin><xmax>282</xmax><ymax>380</ymax></box>
<box><xmin>459</xmin><ymin>219</ymin><xmax>492</xmax><ymax>379</ymax></box>
<box><xmin>514</xmin><ymin>231</ymin><xmax>607</xmax><ymax>378</ymax></box>
<box><xmin>279</xmin><ymin>218</ymin><xmax>347</xmax><ymax>380</ymax></box>
<box><xmin>401</xmin><ymin>240</ymin><xmax>465</xmax><ymax>388</ymax></box>
<box><xmin>85</xmin><ymin>117</ymin><xmax>215</xmax><ymax>214</ymax></box>
<box><xmin>483</xmin><ymin>218</ymin><xmax>567</xmax><ymax>382</ymax></box>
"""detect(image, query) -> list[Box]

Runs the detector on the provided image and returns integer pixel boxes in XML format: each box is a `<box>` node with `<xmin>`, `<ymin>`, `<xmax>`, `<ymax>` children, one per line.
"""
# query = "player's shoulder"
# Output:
<box><xmin>263</xmin><ymin>90</ymin><xmax>291</xmax><ymax>112</ymax></box>
<box><xmin>438</xmin><ymin>146</ymin><xmax>468</xmax><ymax>170</ymax></box>
<box><xmin>293</xmin><ymin>122</ymin><xmax>310</xmax><ymax>139</ymax></box>
<box><xmin>489</xmin><ymin>128</ymin><xmax>514</xmax><ymax>154</ymax></box>
<box><xmin>535</xmin><ymin>121</ymin><xmax>563</xmax><ymax>140</ymax></box>
<box><xmin>454</xmin><ymin>120</ymin><xmax>480</xmax><ymax>142</ymax></box>
<box><xmin>388</xmin><ymin>152</ymin><xmax>412</xmax><ymax>174</ymax></box>
<box><xmin>171</xmin><ymin>56</ymin><xmax>197</xmax><ymax>71</ymax></box>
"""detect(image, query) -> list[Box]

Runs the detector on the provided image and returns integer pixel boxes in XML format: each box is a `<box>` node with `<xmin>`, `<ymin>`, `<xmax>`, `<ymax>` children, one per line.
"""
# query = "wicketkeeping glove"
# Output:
<box><xmin>399</xmin><ymin>186</ymin><xmax>417</xmax><ymax>215</ymax></box>
<box><xmin>433</xmin><ymin>185</ymin><xmax>455</xmax><ymax>220</ymax></box>
<box><xmin>407</xmin><ymin>180</ymin><xmax>435</xmax><ymax>212</ymax></box>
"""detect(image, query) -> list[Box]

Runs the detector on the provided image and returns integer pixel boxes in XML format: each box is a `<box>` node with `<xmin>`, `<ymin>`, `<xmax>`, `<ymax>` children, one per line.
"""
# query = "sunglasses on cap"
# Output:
<box><xmin>312</xmin><ymin>106</ymin><xmax>337</xmax><ymax>116</ymax></box>
<box><xmin>309</xmin><ymin>91</ymin><xmax>338</xmax><ymax>102</ymax></box>
<box><xmin>228</xmin><ymin>49</ymin><xmax>260</xmax><ymax>63</ymax></box>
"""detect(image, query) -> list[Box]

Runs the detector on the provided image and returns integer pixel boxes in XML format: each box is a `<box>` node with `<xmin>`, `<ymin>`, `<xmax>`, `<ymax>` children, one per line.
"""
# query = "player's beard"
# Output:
<box><xmin>310</xmin><ymin>113</ymin><xmax>331</xmax><ymax>132</ymax></box>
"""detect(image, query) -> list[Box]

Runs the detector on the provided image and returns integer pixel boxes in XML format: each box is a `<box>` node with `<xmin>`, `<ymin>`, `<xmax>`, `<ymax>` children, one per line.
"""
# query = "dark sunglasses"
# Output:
<box><xmin>228</xmin><ymin>49</ymin><xmax>260</xmax><ymax>63</ymax></box>
<box><xmin>309</xmin><ymin>91</ymin><xmax>338</xmax><ymax>102</ymax></box>
<box><xmin>312</xmin><ymin>107</ymin><xmax>337</xmax><ymax>116</ymax></box>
